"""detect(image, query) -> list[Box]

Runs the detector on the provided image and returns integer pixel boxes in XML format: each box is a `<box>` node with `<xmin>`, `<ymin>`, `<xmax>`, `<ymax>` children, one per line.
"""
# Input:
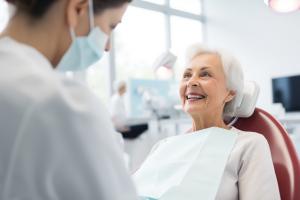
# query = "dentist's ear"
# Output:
<box><xmin>66</xmin><ymin>0</ymin><xmax>89</xmax><ymax>29</ymax></box>
<box><xmin>224</xmin><ymin>90</ymin><xmax>236</xmax><ymax>104</ymax></box>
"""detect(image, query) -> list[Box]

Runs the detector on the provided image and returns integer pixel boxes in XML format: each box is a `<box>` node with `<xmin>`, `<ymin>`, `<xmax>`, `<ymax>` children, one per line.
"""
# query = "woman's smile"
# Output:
<box><xmin>185</xmin><ymin>92</ymin><xmax>207</xmax><ymax>103</ymax></box>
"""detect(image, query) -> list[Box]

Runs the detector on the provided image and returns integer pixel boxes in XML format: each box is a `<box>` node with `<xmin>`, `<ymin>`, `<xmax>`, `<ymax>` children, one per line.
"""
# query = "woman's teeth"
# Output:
<box><xmin>186</xmin><ymin>94</ymin><xmax>206</xmax><ymax>100</ymax></box>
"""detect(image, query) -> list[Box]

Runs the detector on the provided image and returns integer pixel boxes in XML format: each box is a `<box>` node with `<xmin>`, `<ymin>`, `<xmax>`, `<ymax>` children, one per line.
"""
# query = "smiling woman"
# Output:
<box><xmin>184</xmin><ymin>44</ymin><xmax>245</xmax><ymax>120</ymax></box>
<box><xmin>180</xmin><ymin>53</ymin><xmax>233</xmax><ymax>130</ymax></box>
<box><xmin>133</xmin><ymin>43</ymin><xmax>281</xmax><ymax>200</ymax></box>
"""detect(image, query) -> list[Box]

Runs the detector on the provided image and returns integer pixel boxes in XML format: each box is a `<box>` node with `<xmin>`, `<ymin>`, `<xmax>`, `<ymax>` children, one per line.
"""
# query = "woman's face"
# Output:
<box><xmin>179</xmin><ymin>53</ymin><xmax>234</xmax><ymax>117</ymax></box>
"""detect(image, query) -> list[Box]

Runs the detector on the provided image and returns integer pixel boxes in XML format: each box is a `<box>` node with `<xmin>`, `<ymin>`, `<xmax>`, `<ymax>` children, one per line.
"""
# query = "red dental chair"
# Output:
<box><xmin>233</xmin><ymin>82</ymin><xmax>300</xmax><ymax>200</ymax></box>
<box><xmin>234</xmin><ymin>108</ymin><xmax>300</xmax><ymax>200</ymax></box>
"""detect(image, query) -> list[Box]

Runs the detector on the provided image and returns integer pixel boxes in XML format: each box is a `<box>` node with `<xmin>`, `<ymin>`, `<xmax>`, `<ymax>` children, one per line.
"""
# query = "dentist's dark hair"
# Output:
<box><xmin>5</xmin><ymin>0</ymin><xmax>132</xmax><ymax>18</ymax></box>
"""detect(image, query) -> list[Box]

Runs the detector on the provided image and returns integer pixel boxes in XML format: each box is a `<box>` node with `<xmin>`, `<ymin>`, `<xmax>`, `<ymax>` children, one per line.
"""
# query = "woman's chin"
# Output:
<box><xmin>184</xmin><ymin>104</ymin><xmax>205</xmax><ymax>115</ymax></box>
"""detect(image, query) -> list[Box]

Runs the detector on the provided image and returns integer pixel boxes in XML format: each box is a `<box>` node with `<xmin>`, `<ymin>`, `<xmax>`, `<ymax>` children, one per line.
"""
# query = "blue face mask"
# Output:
<box><xmin>57</xmin><ymin>0</ymin><xmax>108</xmax><ymax>72</ymax></box>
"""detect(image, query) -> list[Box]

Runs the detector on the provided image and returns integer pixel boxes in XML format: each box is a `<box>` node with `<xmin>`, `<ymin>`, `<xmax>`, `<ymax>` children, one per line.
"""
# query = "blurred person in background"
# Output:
<box><xmin>111</xmin><ymin>80</ymin><xmax>149</xmax><ymax>139</ymax></box>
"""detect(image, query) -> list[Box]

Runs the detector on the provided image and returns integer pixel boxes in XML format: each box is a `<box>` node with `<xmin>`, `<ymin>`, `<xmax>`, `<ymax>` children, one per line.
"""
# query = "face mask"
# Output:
<box><xmin>57</xmin><ymin>0</ymin><xmax>108</xmax><ymax>72</ymax></box>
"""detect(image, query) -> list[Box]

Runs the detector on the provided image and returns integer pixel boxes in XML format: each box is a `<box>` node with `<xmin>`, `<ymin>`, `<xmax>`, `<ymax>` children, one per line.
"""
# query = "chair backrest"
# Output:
<box><xmin>234</xmin><ymin>108</ymin><xmax>300</xmax><ymax>200</ymax></box>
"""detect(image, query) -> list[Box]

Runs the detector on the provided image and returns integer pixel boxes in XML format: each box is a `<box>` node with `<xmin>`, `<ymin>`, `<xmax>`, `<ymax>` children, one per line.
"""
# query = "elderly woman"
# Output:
<box><xmin>133</xmin><ymin>44</ymin><xmax>280</xmax><ymax>200</ymax></box>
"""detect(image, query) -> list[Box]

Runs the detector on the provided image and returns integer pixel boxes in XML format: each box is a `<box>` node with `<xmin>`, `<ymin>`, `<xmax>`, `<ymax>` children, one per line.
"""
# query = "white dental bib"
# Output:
<box><xmin>133</xmin><ymin>127</ymin><xmax>238</xmax><ymax>200</ymax></box>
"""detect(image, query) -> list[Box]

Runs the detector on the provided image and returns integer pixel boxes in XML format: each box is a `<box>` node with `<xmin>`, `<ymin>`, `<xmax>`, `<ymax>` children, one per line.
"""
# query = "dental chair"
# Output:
<box><xmin>233</xmin><ymin>82</ymin><xmax>300</xmax><ymax>200</ymax></box>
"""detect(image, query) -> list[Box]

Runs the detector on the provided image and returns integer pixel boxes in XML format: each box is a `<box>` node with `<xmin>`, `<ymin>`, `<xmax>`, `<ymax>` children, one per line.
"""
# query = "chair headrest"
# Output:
<box><xmin>235</xmin><ymin>81</ymin><xmax>260</xmax><ymax>118</ymax></box>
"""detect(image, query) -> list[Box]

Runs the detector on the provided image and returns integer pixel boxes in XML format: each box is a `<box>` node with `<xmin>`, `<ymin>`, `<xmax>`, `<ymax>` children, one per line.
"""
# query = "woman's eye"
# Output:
<box><xmin>183</xmin><ymin>73</ymin><xmax>191</xmax><ymax>79</ymax></box>
<box><xmin>200</xmin><ymin>71</ymin><xmax>211</xmax><ymax>77</ymax></box>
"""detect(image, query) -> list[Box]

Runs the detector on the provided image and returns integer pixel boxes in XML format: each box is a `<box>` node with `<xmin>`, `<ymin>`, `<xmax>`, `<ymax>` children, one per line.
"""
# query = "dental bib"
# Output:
<box><xmin>133</xmin><ymin>127</ymin><xmax>238</xmax><ymax>200</ymax></box>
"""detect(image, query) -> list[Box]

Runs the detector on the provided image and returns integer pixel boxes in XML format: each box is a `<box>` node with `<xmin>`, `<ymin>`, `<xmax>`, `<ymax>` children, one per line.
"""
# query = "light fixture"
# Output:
<box><xmin>152</xmin><ymin>51</ymin><xmax>177</xmax><ymax>80</ymax></box>
<box><xmin>264</xmin><ymin>0</ymin><xmax>300</xmax><ymax>13</ymax></box>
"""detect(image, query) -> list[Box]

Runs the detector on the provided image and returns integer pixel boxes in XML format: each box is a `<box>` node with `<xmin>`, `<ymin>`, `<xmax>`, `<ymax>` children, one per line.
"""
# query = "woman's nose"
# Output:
<box><xmin>187</xmin><ymin>77</ymin><xmax>200</xmax><ymax>87</ymax></box>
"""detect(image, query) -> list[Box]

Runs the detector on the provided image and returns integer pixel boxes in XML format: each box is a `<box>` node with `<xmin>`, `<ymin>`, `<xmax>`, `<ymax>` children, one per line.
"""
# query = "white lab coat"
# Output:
<box><xmin>0</xmin><ymin>37</ymin><xmax>137</xmax><ymax>200</ymax></box>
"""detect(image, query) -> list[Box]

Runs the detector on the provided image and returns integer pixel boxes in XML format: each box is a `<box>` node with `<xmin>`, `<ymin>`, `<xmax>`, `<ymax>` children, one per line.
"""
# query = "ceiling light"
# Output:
<box><xmin>264</xmin><ymin>0</ymin><xmax>300</xmax><ymax>13</ymax></box>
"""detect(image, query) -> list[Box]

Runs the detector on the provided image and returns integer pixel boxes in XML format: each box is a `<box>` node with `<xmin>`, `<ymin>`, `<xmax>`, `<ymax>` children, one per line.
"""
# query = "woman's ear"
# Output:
<box><xmin>66</xmin><ymin>0</ymin><xmax>89</xmax><ymax>29</ymax></box>
<box><xmin>224</xmin><ymin>90</ymin><xmax>236</xmax><ymax>104</ymax></box>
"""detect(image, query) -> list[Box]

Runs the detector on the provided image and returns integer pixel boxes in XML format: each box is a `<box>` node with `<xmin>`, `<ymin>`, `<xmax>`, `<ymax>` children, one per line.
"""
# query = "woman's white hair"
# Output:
<box><xmin>185</xmin><ymin>43</ymin><xmax>244</xmax><ymax>118</ymax></box>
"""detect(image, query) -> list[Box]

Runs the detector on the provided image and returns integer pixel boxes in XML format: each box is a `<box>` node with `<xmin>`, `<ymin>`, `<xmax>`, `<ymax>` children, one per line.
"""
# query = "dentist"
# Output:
<box><xmin>0</xmin><ymin>0</ymin><xmax>137</xmax><ymax>199</ymax></box>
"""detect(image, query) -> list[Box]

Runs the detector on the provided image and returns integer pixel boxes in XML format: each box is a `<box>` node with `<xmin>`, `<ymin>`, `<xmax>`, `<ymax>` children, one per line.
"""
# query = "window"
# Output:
<box><xmin>0</xmin><ymin>0</ymin><xmax>205</xmax><ymax>107</ymax></box>
<box><xmin>170</xmin><ymin>0</ymin><xmax>202</xmax><ymax>14</ymax></box>
<box><xmin>114</xmin><ymin>6</ymin><xmax>166</xmax><ymax>81</ymax></box>
<box><xmin>0</xmin><ymin>0</ymin><xmax>9</xmax><ymax>32</ymax></box>
<box><xmin>84</xmin><ymin>0</ymin><xmax>204</xmax><ymax>101</ymax></box>
<box><xmin>171</xmin><ymin>16</ymin><xmax>203</xmax><ymax>80</ymax></box>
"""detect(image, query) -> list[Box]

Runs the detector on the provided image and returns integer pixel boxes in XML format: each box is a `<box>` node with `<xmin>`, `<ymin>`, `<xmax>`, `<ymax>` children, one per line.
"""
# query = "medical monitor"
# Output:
<box><xmin>272</xmin><ymin>75</ymin><xmax>300</xmax><ymax>112</ymax></box>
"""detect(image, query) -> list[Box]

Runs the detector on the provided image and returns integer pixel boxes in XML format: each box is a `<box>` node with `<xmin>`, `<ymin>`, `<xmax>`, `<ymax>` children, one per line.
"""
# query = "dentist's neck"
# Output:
<box><xmin>1</xmin><ymin>3</ymin><xmax>70</xmax><ymax>67</ymax></box>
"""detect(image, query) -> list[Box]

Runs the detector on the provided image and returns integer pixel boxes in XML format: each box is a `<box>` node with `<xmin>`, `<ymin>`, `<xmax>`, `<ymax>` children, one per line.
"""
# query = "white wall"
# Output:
<box><xmin>203</xmin><ymin>0</ymin><xmax>300</xmax><ymax>112</ymax></box>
